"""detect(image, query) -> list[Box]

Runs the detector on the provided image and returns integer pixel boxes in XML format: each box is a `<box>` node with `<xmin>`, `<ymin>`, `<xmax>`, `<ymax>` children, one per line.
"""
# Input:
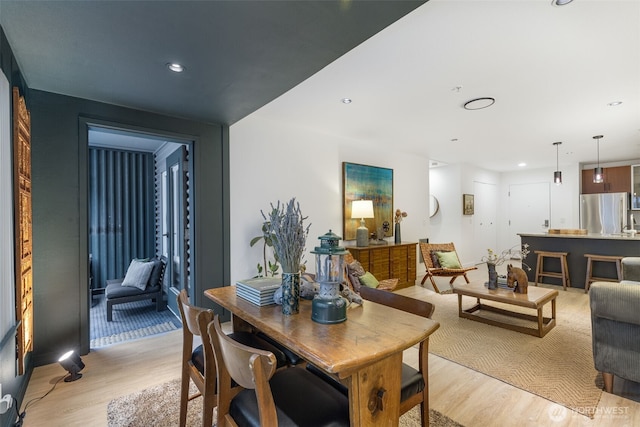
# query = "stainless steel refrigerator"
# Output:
<box><xmin>580</xmin><ymin>192</ymin><xmax>629</xmax><ymax>235</ymax></box>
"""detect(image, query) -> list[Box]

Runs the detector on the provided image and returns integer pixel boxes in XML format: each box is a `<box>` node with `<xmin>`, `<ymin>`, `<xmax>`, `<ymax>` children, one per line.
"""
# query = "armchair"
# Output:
<box><xmin>105</xmin><ymin>256</ymin><xmax>166</xmax><ymax>321</ymax></box>
<box><xmin>621</xmin><ymin>257</ymin><xmax>640</xmax><ymax>284</ymax></box>
<box><xmin>589</xmin><ymin>280</ymin><xmax>640</xmax><ymax>393</ymax></box>
<box><xmin>419</xmin><ymin>242</ymin><xmax>477</xmax><ymax>293</ymax></box>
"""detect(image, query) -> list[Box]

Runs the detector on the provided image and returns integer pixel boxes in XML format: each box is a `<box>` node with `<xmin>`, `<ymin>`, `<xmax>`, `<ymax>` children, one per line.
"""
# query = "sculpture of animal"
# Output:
<box><xmin>506</xmin><ymin>264</ymin><xmax>529</xmax><ymax>294</ymax></box>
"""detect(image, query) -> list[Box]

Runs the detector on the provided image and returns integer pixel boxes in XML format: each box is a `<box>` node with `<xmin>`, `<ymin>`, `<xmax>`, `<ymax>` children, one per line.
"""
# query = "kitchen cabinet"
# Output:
<box><xmin>346</xmin><ymin>242</ymin><xmax>417</xmax><ymax>289</ymax></box>
<box><xmin>581</xmin><ymin>165</ymin><xmax>631</xmax><ymax>194</ymax></box>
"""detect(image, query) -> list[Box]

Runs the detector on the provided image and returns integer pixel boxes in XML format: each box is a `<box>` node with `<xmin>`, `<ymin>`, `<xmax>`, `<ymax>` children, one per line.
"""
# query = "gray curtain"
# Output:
<box><xmin>89</xmin><ymin>147</ymin><xmax>155</xmax><ymax>291</ymax></box>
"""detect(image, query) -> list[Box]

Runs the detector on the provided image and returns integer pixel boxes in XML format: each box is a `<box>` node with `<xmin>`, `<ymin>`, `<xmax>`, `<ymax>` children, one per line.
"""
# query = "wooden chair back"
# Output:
<box><xmin>359</xmin><ymin>286</ymin><xmax>434</xmax><ymax>318</ymax></box>
<box><xmin>177</xmin><ymin>290</ymin><xmax>216</xmax><ymax>427</ymax></box>
<box><xmin>209</xmin><ymin>315</ymin><xmax>280</xmax><ymax>427</ymax></box>
<box><xmin>358</xmin><ymin>286</ymin><xmax>434</xmax><ymax>427</ymax></box>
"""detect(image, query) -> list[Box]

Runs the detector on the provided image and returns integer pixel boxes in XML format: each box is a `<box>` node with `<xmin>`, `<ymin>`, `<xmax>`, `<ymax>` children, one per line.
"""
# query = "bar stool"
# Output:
<box><xmin>584</xmin><ymin>254</ymin><xmax>623</xmax><ymax>293</ymax></box>
<box><xmin>535</xmin><ymin>250</ymin><xmax>571</xmax><ymax>290</ymax></box>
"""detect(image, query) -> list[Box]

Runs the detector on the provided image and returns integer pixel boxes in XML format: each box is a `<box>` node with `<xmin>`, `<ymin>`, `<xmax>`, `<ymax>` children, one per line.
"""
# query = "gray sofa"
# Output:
<box><xmin>589</xmin><ymin>257</ymin><xmax>640</xmax><ymax>393</ymax></box>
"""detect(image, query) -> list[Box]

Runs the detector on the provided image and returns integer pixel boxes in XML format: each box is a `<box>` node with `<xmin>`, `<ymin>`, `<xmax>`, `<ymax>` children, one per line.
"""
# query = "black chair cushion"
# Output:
<box><xmin>256</xmin><ymin>331</ymin><xmax>303</xmax><ymax>366</ymax></box>
<box><xmin>229</xmin><ymin>366</ymin><xmax>350</xmax><ymax>427</ymax></box>
<box><xmin>307</xmin><ymin>362</ymin><xmax>424</xmax><ymax>403</ymax></box>
<box><xmin>191</xmin><ymin>332</ymin><xmax>289</xmax><ymax>375</ymax></box>
<box><xmin>229</xmin><ymin>331</ymin><xmax>289</xmax><ymax>369</ymax></box>
<box><xmin>191</xmin><ymin>344</ymin><xmax>206</xmax><ymax>374</ymax></box>
<box><xmin>400</xmin><ymin>363</ymin><xmax>424</xmax><ymax>402</ymax></box>
<box><xmin>105</xmin><ymin>280</ymin><xmax>160</xmax><ymax>298</ymax></box>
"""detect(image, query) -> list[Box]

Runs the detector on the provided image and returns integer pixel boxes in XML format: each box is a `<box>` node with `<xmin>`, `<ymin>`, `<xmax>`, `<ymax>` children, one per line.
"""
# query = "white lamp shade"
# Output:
<box><xmin>351</xmin><ymin>200</ymin><xmax>374</xmax><ymax>219</ymax></box>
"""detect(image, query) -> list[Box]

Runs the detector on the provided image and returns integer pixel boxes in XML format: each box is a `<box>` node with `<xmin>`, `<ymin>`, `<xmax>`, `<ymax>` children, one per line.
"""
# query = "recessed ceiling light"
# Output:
<box><xmin>518</xmin><ymin>162</ymin><xmax>527</xmax><ymax>167</ymax></box>
<box><xmin>551</xmin><ymin>0</ymin><xmax>574</xmax><ymax>6</ymax></box>
<box><xmin>166</xmin><ymin>63</ymin><xmax>185</xmax><ymax>73</ymax></box>
<box><xmin>341</xmin><ymin>98</ymin><xmax>352</xmax><ymax>104</ymax></box>
<box><xmin>463</xmin><ymin>97</ymin><xmax>495</xmax><ymax>110</ymax></box>
<box><xmin>608</xmin><ymin>101</ymin><xmax>623</xmax><ymax>107</ymax></box>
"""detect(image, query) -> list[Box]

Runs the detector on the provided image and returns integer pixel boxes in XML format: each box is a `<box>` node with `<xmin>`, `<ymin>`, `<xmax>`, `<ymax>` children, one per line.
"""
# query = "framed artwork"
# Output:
<box><xmin>343</xmin><ymin>162</ymin><xmax>393</xmax><ymax>241</ymax></box>
<box><xmin>463</xmin><ymin>194</ymin><xmax>474</xmax><ymax>215</ymax></box>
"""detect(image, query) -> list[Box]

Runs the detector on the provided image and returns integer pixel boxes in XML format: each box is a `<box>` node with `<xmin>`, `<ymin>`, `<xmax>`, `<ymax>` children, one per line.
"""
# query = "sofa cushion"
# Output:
<box><xmin>121</xmin><ymin>259</ymin><xmax>155</xmax><ymax>290</ymax></box>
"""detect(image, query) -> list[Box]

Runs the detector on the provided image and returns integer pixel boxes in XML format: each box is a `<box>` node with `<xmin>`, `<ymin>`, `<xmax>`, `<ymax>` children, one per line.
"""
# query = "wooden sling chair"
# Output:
<box><xmin>419</xmin><ymin>242</ymin><xmax>477</xmax><ymax>293</ymax></box>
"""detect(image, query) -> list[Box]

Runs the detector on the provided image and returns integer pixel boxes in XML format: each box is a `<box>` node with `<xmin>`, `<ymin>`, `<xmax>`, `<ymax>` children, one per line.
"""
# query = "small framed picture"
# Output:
<box><xmin>463</xmin><ymin>194</ymin><xmax>474</xmax><ymax>215</ymax></box>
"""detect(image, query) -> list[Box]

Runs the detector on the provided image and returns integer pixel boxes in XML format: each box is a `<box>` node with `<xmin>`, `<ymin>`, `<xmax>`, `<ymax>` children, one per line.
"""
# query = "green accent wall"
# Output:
<box><xmin>29</xmin><ymin>90</ymin><xmax>230</xmax><ymax>366</ymax></box>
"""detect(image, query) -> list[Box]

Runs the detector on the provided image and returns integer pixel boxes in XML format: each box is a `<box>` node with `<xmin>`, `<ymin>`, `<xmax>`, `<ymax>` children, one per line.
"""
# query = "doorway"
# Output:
<box><xmin>507</xmin><ymin>182</ymin><xmax>550</xmax><ymax>249</ymax></box>
<box><xmin>87</xmin><ymin>125</ymin><xmax>193</xmax><ymax>346</ymax></box>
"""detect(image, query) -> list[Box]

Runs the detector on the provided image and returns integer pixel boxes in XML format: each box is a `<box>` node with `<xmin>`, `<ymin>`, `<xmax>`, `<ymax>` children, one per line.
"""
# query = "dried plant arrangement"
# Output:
<box><xmin>262</xmin><ymin>197</ymin><xmax>311</xmax><ymax>274</ymax></box>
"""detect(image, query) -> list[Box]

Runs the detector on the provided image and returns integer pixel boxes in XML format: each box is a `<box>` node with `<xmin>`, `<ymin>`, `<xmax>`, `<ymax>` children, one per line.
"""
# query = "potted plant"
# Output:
<box><xmin>479</xmin><ymin>244</ymin><xmax>531</xmax><ymax>289</ymax></box>
<box><xmin>262</xmin><ymin>197</ymin><xmax>310</xmax><ymax>314</ymax></box>
<box><xmin>249</xmin><ymin>221</ymin><xmax>280</xmax><ymax>277</ymax></box>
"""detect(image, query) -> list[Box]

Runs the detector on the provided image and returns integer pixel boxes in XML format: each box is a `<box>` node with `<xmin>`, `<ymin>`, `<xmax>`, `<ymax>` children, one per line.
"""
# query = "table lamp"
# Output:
<box><xmin>311</xmin><ymin>230</ymin><xmax>349</xmax><ymax>324</ymax></box>
<box><xmin>351</xmin><ymin>200</ymin><xmax>374</xmax><ymax>247</ymax></box>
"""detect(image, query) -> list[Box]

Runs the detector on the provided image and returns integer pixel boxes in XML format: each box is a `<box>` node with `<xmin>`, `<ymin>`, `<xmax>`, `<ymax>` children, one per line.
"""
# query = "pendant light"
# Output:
<box><xmin>553</xmin><ymin>142</ymin><xmax>562</xmax><ymax>185</ymax></box>
<box><xmin>593</xmin><ymin>135</ymin><xmax>604</xmax><ymax>184</ymax></box>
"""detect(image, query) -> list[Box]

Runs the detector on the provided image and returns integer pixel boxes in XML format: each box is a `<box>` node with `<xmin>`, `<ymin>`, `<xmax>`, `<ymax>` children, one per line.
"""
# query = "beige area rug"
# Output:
<box><xmin>419</xmin><ymin>286</ymin><xmax>603</xmax><ymax>418</ymax></box>
<box><xmin>107</xmin><ymin>378</ymin><xmax>464</xmax><ymax>427</ymax></box>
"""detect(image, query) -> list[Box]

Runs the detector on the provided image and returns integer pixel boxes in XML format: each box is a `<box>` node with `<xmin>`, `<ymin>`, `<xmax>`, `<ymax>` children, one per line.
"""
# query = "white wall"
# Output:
<box><xmin>430</xmin><ymin>162</ymin><xmax>580</xmax><ymax>267</ymax></box>
<box><xmin>229</xmin><ymin>115</ymin><xmax>430</xmax><ymax>283</ymax></box>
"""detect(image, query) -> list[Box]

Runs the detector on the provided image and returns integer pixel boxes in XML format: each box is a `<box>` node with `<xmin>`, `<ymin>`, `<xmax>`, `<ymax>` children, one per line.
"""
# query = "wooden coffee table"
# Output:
<box><xmin>453</xmin><ymin>282</ymin><xmax>558</xmax><ymax>337</ymax></box>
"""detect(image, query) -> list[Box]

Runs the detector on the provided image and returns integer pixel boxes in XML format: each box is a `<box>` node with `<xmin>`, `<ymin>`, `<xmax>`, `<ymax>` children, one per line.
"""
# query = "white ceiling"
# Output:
<box><xmin>250</xmin><ymin>0</ymin><xmax>640</xmax><ymax>172</ymax></box>
<box><xmin>2</xmin><ymin>0</ymin><xmax>639</xmax><ymax>172</ymax></box>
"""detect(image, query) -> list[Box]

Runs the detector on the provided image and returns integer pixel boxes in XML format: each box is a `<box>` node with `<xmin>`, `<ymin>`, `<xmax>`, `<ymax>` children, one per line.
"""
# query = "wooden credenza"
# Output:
<box><xmin>346</xmin><ymin>242</ymin><xmax>417</xmax><ymax>289</ymax></box>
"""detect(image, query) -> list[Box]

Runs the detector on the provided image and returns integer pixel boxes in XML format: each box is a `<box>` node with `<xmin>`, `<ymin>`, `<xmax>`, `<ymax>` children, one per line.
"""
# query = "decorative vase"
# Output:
<box><xmin>394</xmin><ymin>223</ymin><xmax>401</xmax><ymax>244</ymax></box>
<box><xmin>281</xmin><ymin>272</ymin><xmax>300</xmax><ymax>315</ymax></box>
<box><xmin>487</xmin><ymin>263</ymin><xmax>498</xmax><ymax>289</ymax></box>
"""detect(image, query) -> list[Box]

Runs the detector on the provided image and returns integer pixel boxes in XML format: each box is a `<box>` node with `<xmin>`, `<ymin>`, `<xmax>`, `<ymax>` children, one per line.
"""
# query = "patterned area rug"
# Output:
<box><xmin>417</xmin><ymin>286</ymin><xmax>603</xmax><ymax>418</ymax></box>
<box><xmin>107</xmin><ymin>378</ymin><xmax>464</xmax><ymax>427</ymax></box>
<box><xmin>90</xmin><ymin>321</ymin><xmax>178</xmax><ymax>348</ymax></box>
<box><xmin>90</xmin><ymin>294</ymin><xmax>181</xmax><ymax>348</ymax></box>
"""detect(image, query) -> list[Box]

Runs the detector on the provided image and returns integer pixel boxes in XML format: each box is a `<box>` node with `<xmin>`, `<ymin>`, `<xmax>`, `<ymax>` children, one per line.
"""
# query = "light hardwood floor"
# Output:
<box><xmin>20</xmin><ymin>267</ymin><xmax>640</xmax><ymax>427</ymax></box>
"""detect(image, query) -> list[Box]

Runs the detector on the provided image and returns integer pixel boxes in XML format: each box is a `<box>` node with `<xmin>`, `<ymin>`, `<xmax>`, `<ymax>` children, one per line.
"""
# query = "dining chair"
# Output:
<box><xmin>177</xmin><ymin>290</ymin><xmax>291</xmax><ymax>427</ymax></box>
<box><xmin>207</xmin><ymin>314</ymin><xmax>350</xmax><ymax>427</ymax></box>
<box><xmin>359</xmin><ymin>285</ymin><xmax>435</xmax><ymax>427</ymax></box>
<box><xmin>177</xmin><ymin>290</ymin><xmax>217</xmax><ymax>427</ymax></box>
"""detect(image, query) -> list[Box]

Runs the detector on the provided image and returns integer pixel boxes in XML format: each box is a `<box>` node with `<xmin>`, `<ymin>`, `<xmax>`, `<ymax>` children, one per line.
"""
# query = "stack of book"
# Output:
<box><xmin>235</xmin><ymin>277</ymin><xmax>281</xmax><ymax>306</ymax></box>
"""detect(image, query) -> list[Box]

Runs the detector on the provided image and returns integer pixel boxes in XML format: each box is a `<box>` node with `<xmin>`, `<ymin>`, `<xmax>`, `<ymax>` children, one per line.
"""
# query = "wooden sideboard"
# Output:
<box><xmin>346</xmin><ymin>242</ymin><xmax>417</xmax><ymax>289</ymax></box>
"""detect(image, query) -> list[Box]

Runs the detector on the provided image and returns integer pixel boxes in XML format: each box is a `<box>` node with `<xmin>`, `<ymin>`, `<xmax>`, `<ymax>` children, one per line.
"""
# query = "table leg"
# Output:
<box><xmin>347</xmin><ymin>352</ymin><xmax>402</xmax><ymax>426</ymax></box>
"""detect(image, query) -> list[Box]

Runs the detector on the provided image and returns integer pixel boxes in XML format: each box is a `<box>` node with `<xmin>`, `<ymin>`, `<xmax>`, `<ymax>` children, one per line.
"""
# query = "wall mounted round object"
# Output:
<box><xmin>429</xmin><ymin>195</ymin><xmax>439</xmax><ymax>218</ymax></box>
<box><xmin>463</xmin><ymin>97</ymin><xmax>495</xmax><ymax>110</ymax></box>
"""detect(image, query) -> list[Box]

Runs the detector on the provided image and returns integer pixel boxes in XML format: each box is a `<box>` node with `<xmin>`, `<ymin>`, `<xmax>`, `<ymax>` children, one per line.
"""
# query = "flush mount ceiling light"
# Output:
<box><xmin>518</xmin><ymin>162</ymin><xmax>527</xmax><ymax>167</ymax></box>
<box><xmin>551</xmin><ymin>0</ymin><xmax>574</xmax><ymax>6</ymax></box>
<box><xmin>463</xmin><ymin>97</ymin><xmax>495</xmax><ymax>110</ymax></box>
<box><xmin>341</xmin><ymin>98</ymin><xmax>352</xmax><ymax>104</ymax></box>
<box><xmin>593</xmin><ymin>135</ymin><xmax>604</xmax><ymax>184</ymax></box>
<box><xmin>166</xmin><ymin>62</ymin><xmax>185</xmax><ymax>73</ymax></box>
<box><xmin>553</xmin><ymin>141</ymin><xmax>562</xmax><ymax>185</ymax></box>
<box><xmin>608</xmin><ymin>101</ymin><xmax>623</xmax><ymax>107</ymax></box>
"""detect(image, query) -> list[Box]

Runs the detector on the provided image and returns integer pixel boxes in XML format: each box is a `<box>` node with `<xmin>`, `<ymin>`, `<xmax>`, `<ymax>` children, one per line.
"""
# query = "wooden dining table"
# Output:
<box><xmin>205</xmin><ymin>286</ymin><xmax>440</xmax><ymax>426</ymax></box>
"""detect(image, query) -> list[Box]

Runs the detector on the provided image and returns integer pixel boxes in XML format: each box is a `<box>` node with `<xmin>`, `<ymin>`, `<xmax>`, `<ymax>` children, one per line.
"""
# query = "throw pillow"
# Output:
<box><xmin>435</xmin><ymin>251</ymin><xmax>462</xmax><ymax>269</ymax></box>
<box><xmin>430</xmin><ymin>250</ymin><xmax>444</xmax><ymax>268</ymax></box>
<box><xmin>359</xmin><ymin>272</ymin><xmax>379</xmax><ymax>288</ymax></box>
<box><xmin>347</xmin><ymin>260</ymin><xmax>366</xmax><ymax>277</ymax></box>
<box><xmin>121</xmin><ymin>259</ymin><xmax>155</xmax><ymax>290</ymax></box>
<box><xmin>146</xmin><ymin>259</ymin><xmax>165</xmax><ymax>288</ymax></box>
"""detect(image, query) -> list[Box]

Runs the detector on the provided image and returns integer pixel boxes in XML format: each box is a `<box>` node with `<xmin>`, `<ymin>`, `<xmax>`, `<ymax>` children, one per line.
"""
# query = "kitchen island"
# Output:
<box><xmin>519</xmin><ymin>232</ymin><xmax>640</xmax><ymax>290</ymax></box>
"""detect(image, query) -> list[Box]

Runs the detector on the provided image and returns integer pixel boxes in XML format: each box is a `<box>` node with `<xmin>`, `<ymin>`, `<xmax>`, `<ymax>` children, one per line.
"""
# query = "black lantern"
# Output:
<box><xmin>310</xmin><ymin>230</ymin><xmax>349</xmax><ymax>324</ymax></box>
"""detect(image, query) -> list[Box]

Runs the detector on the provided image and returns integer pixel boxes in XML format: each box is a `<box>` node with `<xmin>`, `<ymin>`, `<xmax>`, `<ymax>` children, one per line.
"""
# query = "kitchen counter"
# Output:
<box><xmin>519</xmin><ymin>232</ymin><xmax>640</xmax><ymax>240</ymax></box>
<box><xmin>519</xmin><ymin>233</ymin><xmax>640</xmax><ymax>289</ymax></box>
